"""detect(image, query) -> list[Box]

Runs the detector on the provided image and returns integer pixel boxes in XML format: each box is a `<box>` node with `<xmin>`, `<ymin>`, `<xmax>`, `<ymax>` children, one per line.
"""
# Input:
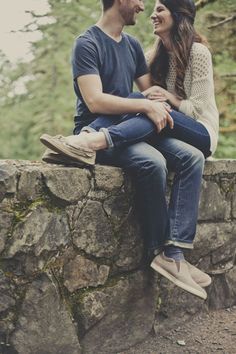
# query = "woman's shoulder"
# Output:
<box><xmin>191</xmin><ymin>42</ymin><xmax>212</xmax><ymax>59</ymax></box>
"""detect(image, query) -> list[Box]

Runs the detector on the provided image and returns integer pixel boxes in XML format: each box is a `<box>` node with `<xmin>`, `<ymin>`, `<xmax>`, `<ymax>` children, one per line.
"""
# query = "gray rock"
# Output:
<box><xmin>72</xmin><ymin>200</ymin><xmax>118</xmax><ymax>257</ymax></box>
<box><xmin>66</xmin><ymin>202</ymin><xmax>84</xmax><ymax>231</ymax></box>
<box><xmin>80</xmin><ymin>270</ymin><xmax>157</xmax><ymax>353</ymax></box>
<box><xmin>103</xmin><ymin>194</ymin><xmax>132</xmax><ymax>230</ymax></box>
<box><xmin>208</xmin><ymin>273</ymin><xmax>234</xmax><ymax>310</ymax></box>
<box><xmin>11</xmin><ymin>274</ymin><xmax>81</xmax><ymax>354</ymax></box>
<box><xmin>17</xmin><ymin>167</ymin><xmax>43</xmax><ymax>200</ymax></box>
<box><xmin>7</xmin><ymin>206</ymin><xmax>70</xmax><ymax>257</ymax></box>
<box><xmin>63</xmin><ymin>255</ymin><xmax>110</xmax><ymax>292</ymax></box>
<box><xmin>211</xmin><ymin>226</ymin><xmax>236</xmax><ymax>265</ymax></box>
<box><xmin>226</xmin><ymin>266</ymin><xmax>236</xmax><ymax>306</ymax></box>
<box><xmin>203</xmin><ymin>159</ymin><xmax>236</xmax><ymax>176</ymax></box>
<box><xmin>232</xmin><ymin>184</ymin><xmax>236</xmax><ymax>219</ymax></box>
<box><xmin>94</xmin><ymin>165</ymin><xmax>124</xmax><ymax>192</ymax></box>
<box><xmin>114</xmin><ymin>213</ymin><xmax>143</xmax><ymax>271</ymax></box>
<box><xmin>42</xmin><ymin>167</ymin><xmax>91</xmax><ymax>203</ymax></box>
<box><xmin>0</xmin><ymin>211</ymin><xmax>13</xmax><ymax>253</ymax></box>
<box><xmin>193</xmin><ymin>222</ymin><xmax>235</xmax><ymax>264</ymax></box>
<box><xmin>199</xmin><ymin>180</ymin><xmax>230</xmax><ymax>221</ymax></box>
<box><xmin>155</xmin><ymin>276</ymin><xmax>207</xmax><ymax>333</ymax></box>
<box><xmin>0</xmin><ymin>271</ymin><xmax>15</xmax><ymax>313</ymax></box>
<box><xmin>77</xmin><ymin>291</ymin><xmax>110</xmax><ymax>330</ymax></box>
<box><xmin>0</xmin><ymin>163</ymin><xmax>18</xmax><ymax>201</ymax></box>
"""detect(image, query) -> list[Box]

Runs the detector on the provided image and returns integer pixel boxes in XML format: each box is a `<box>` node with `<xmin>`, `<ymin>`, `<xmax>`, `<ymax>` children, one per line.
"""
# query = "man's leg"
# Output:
<box><xmin>102</xmin><ymin>109</ymin><xmax>211</xmax><ymax>157</ymax></box>
<box><xmin>96</xmin><ymin>141</ymin><xmax>169</xmax><ymax>258</ymax></box>
<box><xmin>150</xmin><ymin>137</ymin><xmax>208</xmax><ymax>299</ymax></box>
<box><xmin>154</xmin><ymin>137</ymin><xmax>205</xmax><ymax>249</ymax></box>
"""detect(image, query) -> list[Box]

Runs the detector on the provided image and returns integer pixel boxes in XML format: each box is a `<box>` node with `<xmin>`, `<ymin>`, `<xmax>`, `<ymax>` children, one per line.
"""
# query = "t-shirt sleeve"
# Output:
<box><xmin>134</xmin><ymin>40</ymin><xmax>149</xmax><ymax>79</ymax></box>
<box><xmin>71</xmin><ymin>37</ymin><xmax>99</xmax><ymax>80</ymax></box>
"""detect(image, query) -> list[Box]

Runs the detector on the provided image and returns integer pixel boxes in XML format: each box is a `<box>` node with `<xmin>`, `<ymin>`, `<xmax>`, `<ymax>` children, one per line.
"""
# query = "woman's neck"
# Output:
<box><xmin>159</xmin><ymin>34</ymin><xmax>172</xmax><ymax>52</ymax></box>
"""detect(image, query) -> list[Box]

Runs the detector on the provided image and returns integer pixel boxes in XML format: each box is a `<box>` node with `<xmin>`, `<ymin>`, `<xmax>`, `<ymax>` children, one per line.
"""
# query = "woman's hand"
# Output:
<box><xmin>143</xmin><ymin>85</ymin><xmax>181</xmax><ymax>109</ymax></box>
<box><xmin>148</xmin><ymin>86</ymin><xmax>169</xmax><ymax>102</ymax></box>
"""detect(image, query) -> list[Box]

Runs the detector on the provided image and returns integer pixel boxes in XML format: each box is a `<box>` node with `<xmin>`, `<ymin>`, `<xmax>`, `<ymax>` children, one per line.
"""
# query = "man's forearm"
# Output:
<box><xmin>88</xmin><ymin>92</ymin><xmax>151</xmax><ymax>116</ymax></box>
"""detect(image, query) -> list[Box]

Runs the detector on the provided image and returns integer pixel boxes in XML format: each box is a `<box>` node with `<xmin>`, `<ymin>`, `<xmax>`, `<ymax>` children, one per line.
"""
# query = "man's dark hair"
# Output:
<box><xmin>101</xmin><ymin>0</ymin><xmax>115</xmax><ymax>11</ymax></box>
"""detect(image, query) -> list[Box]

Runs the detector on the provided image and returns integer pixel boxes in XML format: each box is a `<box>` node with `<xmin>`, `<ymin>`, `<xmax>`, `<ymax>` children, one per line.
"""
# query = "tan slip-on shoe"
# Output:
<box><xmin>187</xmin><ymin>261</ymin><xmax>212</xmax><ymax>287</ymax></box>
<box><xmin>40</xmin><ymin>134</ymin><xmax>96</xmax><ymax>165</ymax></box>
<box><xmin>151</xmin><ymin>253</ymin><xmax>207</xmax><ymax>300</ymax></box>
<box><xmin>42</xmin><ymin>148</ymin><xmax>85</xmax><ymax>167</ymax></box>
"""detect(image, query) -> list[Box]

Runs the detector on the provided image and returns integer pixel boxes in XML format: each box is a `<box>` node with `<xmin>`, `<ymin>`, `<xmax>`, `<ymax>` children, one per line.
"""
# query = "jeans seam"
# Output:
<box><xmin>170</xmin><ymin>170</ymin><xmax>182</xmax><ymax>238</ymax></box>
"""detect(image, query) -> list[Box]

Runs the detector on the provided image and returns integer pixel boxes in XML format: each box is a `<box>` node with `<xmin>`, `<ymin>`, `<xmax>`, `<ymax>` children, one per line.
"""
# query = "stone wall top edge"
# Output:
<box><xmin>1</xmin><ymin>158</ymin><xmax>236</xmax><ymax>175</ymax></box>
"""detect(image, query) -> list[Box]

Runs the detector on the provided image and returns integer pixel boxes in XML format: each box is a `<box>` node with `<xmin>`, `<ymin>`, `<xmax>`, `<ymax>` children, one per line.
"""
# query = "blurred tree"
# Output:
<box><xmin>0</xmin><ymin>0</ymin><xmax>235</xmax><ymax>160</ymax></box>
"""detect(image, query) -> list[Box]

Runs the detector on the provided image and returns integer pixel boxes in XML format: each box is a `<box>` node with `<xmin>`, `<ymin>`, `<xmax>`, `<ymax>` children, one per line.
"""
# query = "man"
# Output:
<box><xmin>40</xmin><ymin>0</ymin><xmax>210</xmax><ymax>299</ymax></box>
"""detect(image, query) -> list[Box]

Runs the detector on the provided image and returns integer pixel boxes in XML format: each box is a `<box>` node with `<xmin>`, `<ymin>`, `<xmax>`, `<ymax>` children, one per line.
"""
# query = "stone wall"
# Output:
<box><xmin>0</xmin><ymin>159</ymin><xmax>235</xmax><ymax>354</ymax></box>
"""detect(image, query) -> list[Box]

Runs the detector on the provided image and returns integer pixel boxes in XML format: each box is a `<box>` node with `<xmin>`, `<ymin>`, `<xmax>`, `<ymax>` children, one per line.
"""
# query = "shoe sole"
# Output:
<box><xmin>42</xmin><ymin>155</ymin><xmax>85</xmax><ymax>167</ymax></box>
<box><xmin>151</xmin><ymin>261</ymin><xmax>207</xmax><ymax>300</ymax></box>
<box><xmin>197</xmin><ymin>279</ymin><xmax>211</xmax><ymax>287</ymax></box>
<box><xmin>40</xmin><ymin>134</ymin><xmax>96</xmax><ymax>165</ymax></box>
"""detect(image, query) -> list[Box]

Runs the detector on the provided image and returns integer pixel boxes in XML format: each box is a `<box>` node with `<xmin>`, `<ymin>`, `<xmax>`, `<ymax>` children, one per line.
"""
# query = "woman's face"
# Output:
<box><xmin>151</xmin><ymin>0</ymin><xmax>174</xmax><ymax>37</ymax></box>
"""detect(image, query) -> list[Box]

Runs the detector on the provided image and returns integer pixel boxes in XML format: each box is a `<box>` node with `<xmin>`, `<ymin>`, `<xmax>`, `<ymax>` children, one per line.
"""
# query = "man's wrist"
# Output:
<box><xmin>140</xmin><ymin>99</ymin><xmax>152</xmax><ymax>115</ymax></box>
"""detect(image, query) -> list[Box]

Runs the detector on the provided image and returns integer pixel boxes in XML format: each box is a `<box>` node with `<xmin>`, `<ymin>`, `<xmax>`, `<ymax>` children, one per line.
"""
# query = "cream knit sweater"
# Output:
<box><xmin>148</xmin><ymin>42</ymin><xmax>219</xmax><ymax>154</ymax></box>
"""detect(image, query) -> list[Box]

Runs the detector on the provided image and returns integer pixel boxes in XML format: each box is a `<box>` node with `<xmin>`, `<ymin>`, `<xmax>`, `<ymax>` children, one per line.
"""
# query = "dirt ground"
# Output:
<box><xmin>120</xmin><ymin>306</ymin><xmax>236</xmax><ymax>354</ymax></box>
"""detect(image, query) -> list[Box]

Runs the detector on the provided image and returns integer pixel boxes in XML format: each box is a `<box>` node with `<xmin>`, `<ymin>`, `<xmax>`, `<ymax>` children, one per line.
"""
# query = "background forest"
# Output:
<box><xmin>0</xmin><ymin>0</ymin><xmax>235</xmax><ymax>160</ymax></box>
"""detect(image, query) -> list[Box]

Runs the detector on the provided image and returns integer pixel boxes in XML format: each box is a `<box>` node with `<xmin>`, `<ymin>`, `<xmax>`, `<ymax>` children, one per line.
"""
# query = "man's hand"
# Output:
<box><xmin>145</xmin><ymin>100</ymin><xmax>174</xmax><ymax>133</ymax></box>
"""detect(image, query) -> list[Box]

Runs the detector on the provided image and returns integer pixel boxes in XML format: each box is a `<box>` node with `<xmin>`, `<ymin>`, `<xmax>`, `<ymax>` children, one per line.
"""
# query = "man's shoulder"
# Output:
<box><xmin>75</xmin><ymin>26</ymin><xmax>97</xmax><ymax>43</ymax></box>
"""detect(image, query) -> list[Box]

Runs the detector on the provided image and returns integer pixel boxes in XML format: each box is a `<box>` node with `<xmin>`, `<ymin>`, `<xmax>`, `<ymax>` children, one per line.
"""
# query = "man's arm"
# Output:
<box><xmin>77</xmin><ymin>74</ymin><xmax>174</xmax><ymax>132</ymax></box>
<box><xmin>135</xmin><ymin>73</ymin><xmax>152</xmax><ymax>92</ymax></box>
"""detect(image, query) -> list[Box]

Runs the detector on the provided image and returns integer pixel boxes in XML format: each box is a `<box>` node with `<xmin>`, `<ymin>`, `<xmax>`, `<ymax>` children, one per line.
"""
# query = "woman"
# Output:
<box><xmin>41</xmin><ymin>0</ymin><xmax>219</xmax><ymax>299</ymax></box>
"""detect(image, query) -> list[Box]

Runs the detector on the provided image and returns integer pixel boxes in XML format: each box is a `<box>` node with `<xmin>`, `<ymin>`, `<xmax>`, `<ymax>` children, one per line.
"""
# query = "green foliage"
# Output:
<box><xmin>0</xmin><ymin>0</ymin><xmax>235</xmax><ymax>160</ymax></box>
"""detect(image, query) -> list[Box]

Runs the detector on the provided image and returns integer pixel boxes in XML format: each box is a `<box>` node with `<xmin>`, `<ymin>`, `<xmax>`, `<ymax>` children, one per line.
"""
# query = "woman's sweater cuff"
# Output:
<box><xmin>179</xmin><ymin>99</ymin><xmax>194</xmax><ymax>117</ymax></box>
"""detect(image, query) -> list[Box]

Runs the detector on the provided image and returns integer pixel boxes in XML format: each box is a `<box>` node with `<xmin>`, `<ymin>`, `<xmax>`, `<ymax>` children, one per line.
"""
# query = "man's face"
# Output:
<box><xmin>120</xmin><ymin>0</ymin><xmax>145</xmax><ymax>26</ymax></box>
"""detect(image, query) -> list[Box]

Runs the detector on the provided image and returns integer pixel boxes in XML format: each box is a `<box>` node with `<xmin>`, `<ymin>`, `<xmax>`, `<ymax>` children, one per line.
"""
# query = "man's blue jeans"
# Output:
<box><xmin>74</xmin><ymin>93</ymin><xmax>210</xmax><ymax>256</ymax></box>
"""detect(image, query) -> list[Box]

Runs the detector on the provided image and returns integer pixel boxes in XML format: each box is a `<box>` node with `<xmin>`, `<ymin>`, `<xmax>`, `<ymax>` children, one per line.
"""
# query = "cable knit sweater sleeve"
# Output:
<box><xmin>179</xmin><ymin>43</ymin><xmax>214</xmax><ymax>119</ymax></box>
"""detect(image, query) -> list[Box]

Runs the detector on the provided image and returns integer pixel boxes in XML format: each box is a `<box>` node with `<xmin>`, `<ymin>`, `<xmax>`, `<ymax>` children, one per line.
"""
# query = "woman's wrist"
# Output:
<box><xmin>166</xmin><ymin>92</ymin><xmax>181</xmax><ymax>109</ymax></box>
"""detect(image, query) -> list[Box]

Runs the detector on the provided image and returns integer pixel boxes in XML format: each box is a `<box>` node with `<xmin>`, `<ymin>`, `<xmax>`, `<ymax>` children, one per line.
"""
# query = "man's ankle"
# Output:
<box><xmin>164</xmin><ymin>245</ymin><xmax>184</xmax><ymax>261</ymax></box>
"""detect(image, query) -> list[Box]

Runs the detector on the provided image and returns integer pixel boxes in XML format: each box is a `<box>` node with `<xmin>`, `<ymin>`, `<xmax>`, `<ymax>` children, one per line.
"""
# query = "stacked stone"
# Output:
<box><xmin>0</xmin><ymin>159</ymin><xmax>235</xmax><ymax>353</ymax></box>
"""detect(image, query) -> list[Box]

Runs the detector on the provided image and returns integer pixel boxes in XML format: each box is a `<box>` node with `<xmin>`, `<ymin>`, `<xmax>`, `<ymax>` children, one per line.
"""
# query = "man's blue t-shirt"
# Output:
<box><xmin>71</xmin><ymin>25</ymin><xmax>148</xmax><ymax>130</ymax></box>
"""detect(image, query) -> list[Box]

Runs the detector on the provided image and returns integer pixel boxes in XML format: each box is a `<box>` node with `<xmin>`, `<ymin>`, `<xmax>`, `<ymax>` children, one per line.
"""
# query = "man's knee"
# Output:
<box><xmin>121</xmin><ymin>142</ymin><xmax>167</xmax><ymax>178</ymax></box>
<box><xmin>181</xmin><ymin>145</ymin><xmax>205</xmax><ymax>172</ymax></box>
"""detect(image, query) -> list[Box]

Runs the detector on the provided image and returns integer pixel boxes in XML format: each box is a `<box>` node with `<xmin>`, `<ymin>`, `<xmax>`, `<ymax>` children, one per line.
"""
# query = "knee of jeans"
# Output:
<box><xmin>184</xmin><ymin>147</ymin><xmax>205</xmax><ymax>169</ymax></box>
<box><xmin>139</xmin><ymin>155</ymin><xmax>167</xmax><ymax>179</ymax></box>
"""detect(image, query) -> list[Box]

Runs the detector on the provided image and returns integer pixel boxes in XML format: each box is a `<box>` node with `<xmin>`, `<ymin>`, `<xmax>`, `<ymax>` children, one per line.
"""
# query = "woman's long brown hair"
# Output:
<box><xmin>149</xmin><ymin>0</ymin><xmax>208</xmax><ymax>99</ymax></box>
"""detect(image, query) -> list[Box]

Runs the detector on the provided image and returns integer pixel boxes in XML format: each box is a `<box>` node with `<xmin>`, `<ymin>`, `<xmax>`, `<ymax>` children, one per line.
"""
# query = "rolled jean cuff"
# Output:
<box><xmin>164</xmin><ymin>240</ymin><xmax>194</xmax><ymax>250</ymax></box>
<box><xmin>81</xmin><ymin>126</ymin><xmax>97</xmax><ymax>133</ymax></box>
<box><xmin>99</xmin><ymin>127</ymin><xmax>114</xmax><ymax>149</ymax></box>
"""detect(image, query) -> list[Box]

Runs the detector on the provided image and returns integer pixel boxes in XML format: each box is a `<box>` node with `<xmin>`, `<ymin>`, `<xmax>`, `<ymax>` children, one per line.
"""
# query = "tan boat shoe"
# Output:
<box><xmin>40</xmin><ymin>134</ymin><xmax>96</xmax><ymax>165</ymax></box>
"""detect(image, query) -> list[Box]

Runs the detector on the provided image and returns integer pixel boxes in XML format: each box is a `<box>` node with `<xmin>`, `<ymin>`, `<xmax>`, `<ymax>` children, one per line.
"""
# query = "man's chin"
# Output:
<box><xmin>126</xmin><ymin>19</ymin><xmax>136</xmax><ymax>26</ymax></box>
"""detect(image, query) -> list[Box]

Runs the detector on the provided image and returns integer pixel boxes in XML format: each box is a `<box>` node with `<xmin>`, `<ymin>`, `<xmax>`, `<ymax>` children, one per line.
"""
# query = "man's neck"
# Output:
<box><xmin>96</xmin><ymin>10</ymin><xmax>124</xmax><ymax>42</ymax></box>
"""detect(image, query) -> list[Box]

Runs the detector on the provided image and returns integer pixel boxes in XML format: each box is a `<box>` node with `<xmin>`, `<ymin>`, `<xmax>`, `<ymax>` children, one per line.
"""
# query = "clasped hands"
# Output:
<box><xmin>143</xmin><ymin>85</ymin><xmax>174</xmax><ymax>133</ymax></box>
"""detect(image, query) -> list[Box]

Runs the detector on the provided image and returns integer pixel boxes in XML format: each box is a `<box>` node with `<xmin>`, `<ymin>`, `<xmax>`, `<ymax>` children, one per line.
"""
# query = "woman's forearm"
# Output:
<box><xmin>166</xmin><ymin>91</ymin><xmax>181</xmax><ymax>110</ymax></box>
